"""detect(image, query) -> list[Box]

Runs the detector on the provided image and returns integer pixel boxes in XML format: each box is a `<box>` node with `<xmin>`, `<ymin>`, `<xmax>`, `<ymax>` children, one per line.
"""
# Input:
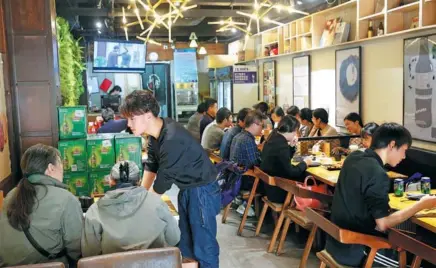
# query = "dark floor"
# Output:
<box><xmin>217</xmin><ymin>209</ymin><xmax>319</xmax><ymax>268</ymax></box>
<box><xmin>166</xmin><ymin>186</ymin><xmax>319</xmax><ymax>268</ymax></box>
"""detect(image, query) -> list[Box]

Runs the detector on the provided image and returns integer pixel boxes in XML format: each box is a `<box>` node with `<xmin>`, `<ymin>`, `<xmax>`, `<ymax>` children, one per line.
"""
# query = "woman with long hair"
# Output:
<box><xmin>260</xmin><ymin>115</ymin><xmax>312</xmax><ymax>203</ymax></box>
<box><xmin>0</xmin><ymin>144</ymin><xmax>82</xmax><ymax>267</ymax></box>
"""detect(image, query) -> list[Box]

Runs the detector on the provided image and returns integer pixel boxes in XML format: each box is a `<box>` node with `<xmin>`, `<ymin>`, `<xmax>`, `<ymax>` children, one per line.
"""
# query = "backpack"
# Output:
<box><xmin>215</xmin><ymin>161</ymin><xmax>247</xmax><ymax>207</ymax></box>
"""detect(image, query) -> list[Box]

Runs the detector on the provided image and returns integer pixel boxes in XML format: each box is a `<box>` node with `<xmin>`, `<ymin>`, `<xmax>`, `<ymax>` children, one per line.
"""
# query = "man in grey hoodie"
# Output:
<box><xmin>82</xmin><ymin>161</ymin><xmax>180</xmax><ymax>257</ymax></box>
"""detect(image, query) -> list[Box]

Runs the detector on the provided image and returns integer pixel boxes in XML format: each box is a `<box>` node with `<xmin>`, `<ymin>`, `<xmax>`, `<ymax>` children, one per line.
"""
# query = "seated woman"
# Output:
<box><xmin>260</xmin><ymin>116</ymin><xmax>312</xmax><ymax>204</ymax></box>
<box><xmin>309</xmin><ymin>108</ymin><xmax>339</xmax><ymax>149</ymax></box>
<box><xmin>332</xmin><ymin>112</ymin><xmax>364</xmax><ymax>155</ymax></box>
<box><xmin>0</xmin><ymin>144</ymin><xmax>83</xmax><ymax>267</ymax></box>
<box><xmin>271</xmin><ymin>106</ymin><xmax>285</xmax><ymax>129</ymax></box>
<box><xmin>82</xmin><ymin>161</ymin><xmax>180</xmax><ymax>257</ymax></box>
<box><xmin>299</xmin><ymin>108</ymin><xmax>313</xmax><ymax>137</ymax></box>
<box><xmin>361</xmin><ymin>122</ymin><xmax>379</xmax><ymax>149</ymax></box>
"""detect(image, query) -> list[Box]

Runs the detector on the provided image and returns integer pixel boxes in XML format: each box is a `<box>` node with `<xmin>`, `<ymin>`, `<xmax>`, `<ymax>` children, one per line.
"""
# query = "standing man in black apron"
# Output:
<box><xmin>120</xmin><ymin>90</ymin><xmax>220</xmax><ymax>268</ymax></box>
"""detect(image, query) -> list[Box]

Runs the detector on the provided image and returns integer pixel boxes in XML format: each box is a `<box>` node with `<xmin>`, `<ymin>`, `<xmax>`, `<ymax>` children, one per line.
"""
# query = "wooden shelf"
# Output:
<box><xmin>359</xmin><ymin>11</ymin><xmax>385</xmax><ymax>21</ymax></box>
<box><xmin>238</xmin><ymin>0</ymin><xmax>436</xmax><ymax>63</ymax></box>
<box><xmin>312</xmin><ymin>0</ymin><xmax>357</xmax><ymax>16</ymax></box>
<box><xmin>297</xmin><ymin>32</ymin><xmax>312</xmax><ymax>37</ymax></box>
<box><xmin>388</xmin><ymin>1</ymin><xmax>419</xmax><ymax>13</ymax></box>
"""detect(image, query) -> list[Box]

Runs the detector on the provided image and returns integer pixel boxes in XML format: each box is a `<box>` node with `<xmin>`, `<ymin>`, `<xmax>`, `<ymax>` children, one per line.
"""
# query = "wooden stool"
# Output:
<box><xmin>252</xmin><ymin>167</ymin><xmax>293</xmax><ymax>253</ymax></box>
<box><xmin>305</xmin><ymin>208</ymin><xmax>401</xmax><ymax>268</ymax></box>
<box><xmin>389</xmin><ymin>228</ymin><xmax>436</xmax><ymax>268</ymax></box>
<box><xmin>274</xmin><ymin>177</ymin><xmax>333</xmax><ymax>268</ymax></box>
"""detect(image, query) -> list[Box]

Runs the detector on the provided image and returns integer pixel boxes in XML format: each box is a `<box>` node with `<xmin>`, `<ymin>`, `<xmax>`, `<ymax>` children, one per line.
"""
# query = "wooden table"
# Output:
<box><xmin>389</xmin><ymin>191</ymin><xmax>436</xmax><ymax>233</ymax></box>
<box><xmin>298</xmin><ymin>161</ymin><xmax>408</xmax><ymax>187</ymax></box>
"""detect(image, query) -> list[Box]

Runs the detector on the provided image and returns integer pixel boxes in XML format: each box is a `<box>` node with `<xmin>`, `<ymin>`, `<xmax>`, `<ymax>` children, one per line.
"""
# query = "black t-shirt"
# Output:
<box><xmin>326</xmin><ymin>149</ymin><xmax>391</xmax><ymax>267</ymax></box>
<box><xmin>144</xmin><ymin>118</ymin><xmax>217</xmax><ymax>194</ymax></box>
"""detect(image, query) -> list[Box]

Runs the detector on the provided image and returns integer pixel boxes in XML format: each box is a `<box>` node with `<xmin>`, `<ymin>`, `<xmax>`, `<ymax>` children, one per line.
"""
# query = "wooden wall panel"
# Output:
<box><xmin>21</xmin><ymin>137</ymin><xmax>54</xmax><ymax>154</ymax></box>
<box><xmin>4</xmin><ymin>0</ymin><xmax>60</xmax><ymax>160</ymax></box>
<box><xmin>17</xmin><ymin>83</ymin><xmax>52</xmax><ymax>132</ymax></box>
<box><xmin>13</xmin><ymin>36</ymin><xmax>49</xmax><ymax>81</ymax></box>
<box><xmin>10</xmin><ymin>0</ymin><xmax>46</xmax><ymax>33</ymax></box>
<box><xmin>0</xmin><ymin>0</ymin><xmax>6</xmax><ymax>53</ymax></box>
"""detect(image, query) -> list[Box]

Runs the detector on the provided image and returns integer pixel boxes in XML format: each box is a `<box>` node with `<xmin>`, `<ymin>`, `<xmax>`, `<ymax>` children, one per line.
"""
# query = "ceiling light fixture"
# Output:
<box><xmin>122</xmin><ymin>7</ymin><xmax>127</xmax><ymax>24</ymax></box>
<box><xmin>125</xmin><ymin>1</ymin><xmax>197</xmax><ymax>43</ymax></box>
<box><xmin>96</xmin><ymin>21</ymin><xmax>102</xmax><ymax>28</ymax></box>
<box><xmin>137</xmin><ymin>0</ymin><xmax>150</xmax><ymax>10</ymax></box>
<box><xmin>189</xmin><ymin>39</ymin><xmax>198</xmax><ymax>48</ymax></box>
<box><xmin>124</xmin><ymin>27</ymin><xmax>129</xmax><ymax>40</ymax></box>
<box><xmin>134</xmin><ymin>8</ymin><xmax>144</xmax><ymax>30</ymax></box>
<box><xmin>238</xmin><ymin>0</ymin><xmax>308</xmax><ymax>35</ymax></box>
<box><xmin>231</xmin><ymin>28</ymin><xmax>237</xmax><ymax>33</ymax></box>
<box><xmin>198</xmin><ymin>46</ymin><xmax>207</xmax><ymax>55</ymax></box>
<box><xmin>297</xmin><ymin>1</ymin><xmax>303</xmax><ymax>5</ymax></box>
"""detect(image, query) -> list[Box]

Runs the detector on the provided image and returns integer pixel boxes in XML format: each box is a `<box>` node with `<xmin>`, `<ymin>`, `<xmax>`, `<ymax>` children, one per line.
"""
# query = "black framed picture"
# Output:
<box><xmin>263</xmin><ymin>61</ymin><xmax>276</xmax><ymax>107</ymax></box>
<box><xmin>335</xmin><ymin>46</ymin><xmax>362</xmax><ymax>127</ymax></box>
<box><xmin>404</xmin><ymin>35</ymin><xmax>436</xmax><ymax>143</ymax></box>
<box><xmin>292</xmin><ymin>55</ymin><xmax>311</xmax><ymax>108</ymax></box>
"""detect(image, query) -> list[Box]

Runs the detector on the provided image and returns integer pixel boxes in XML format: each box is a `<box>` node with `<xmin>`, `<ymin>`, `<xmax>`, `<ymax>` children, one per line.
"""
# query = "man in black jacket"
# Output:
<box><xmin>120</xmin><ymin>90</ymin><xmax>220</xmax><ymax>268</ymax></box>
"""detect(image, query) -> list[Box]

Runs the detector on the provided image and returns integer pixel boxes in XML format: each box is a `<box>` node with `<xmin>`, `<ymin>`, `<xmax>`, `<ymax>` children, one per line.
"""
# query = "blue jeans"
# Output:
<box><xmin>178</xmin><ymin>181</ymin><xmax>220</xmax><ymax>268</ymax></box>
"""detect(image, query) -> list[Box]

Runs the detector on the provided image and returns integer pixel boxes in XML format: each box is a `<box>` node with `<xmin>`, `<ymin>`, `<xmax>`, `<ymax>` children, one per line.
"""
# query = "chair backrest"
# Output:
<box><xmin>305</xmin><ymin>208</ymin><xmax>392</xmax><ymax>250</ymax></box>
<box><xmin>389</xmin><ymin>228</ymin><xmax>436</xmax><ymax>265</ymax></box>
<box><xmin>253</xmin><ymin>166</ymin><xmax>275</xmax><ymax>186</ymax></box>
<box><xmin>208</xmin><ymin>151</ymin><xmax>223</xmax><ymax>164</ymax></box>
<box><xmin>7</xmin><ymin>263</ymin><xmax>65</xmax><ymax>268</ymax></box>
<box><xmin>0</xmin><ymin>190</ymin><xmax>3</xmax><ymax>212</ymax></box>
<box><xmin>274</xmin><ymin>177</ymin><xmax>333</xmax><ymax>205</ymax></box>
<box><xmin>78</xmin><ymin>248</ymin><xmax>182</xmax><ymax>268</ymax></box>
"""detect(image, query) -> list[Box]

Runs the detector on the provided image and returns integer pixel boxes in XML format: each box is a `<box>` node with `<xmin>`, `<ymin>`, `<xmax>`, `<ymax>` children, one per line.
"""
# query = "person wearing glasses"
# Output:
<box><xmin>229</xmin><ymin>110</ymin><xmax>266</xmax><ymax>190</ymax></box>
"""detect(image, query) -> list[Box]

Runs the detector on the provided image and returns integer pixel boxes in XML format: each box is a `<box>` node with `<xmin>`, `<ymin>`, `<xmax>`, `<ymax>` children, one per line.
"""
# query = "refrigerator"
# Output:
<box><xmin>142</xmin><ymin>62</ymin><xmax>173</xmax><ymax>118</ymax></box>
<box><xmin>208</xmin><ymin>69</ymin><xmax>218</xmax><ymax>100</ymax></box>
<box><xmin>216</xmin><ymin>66</ymin><xmax>233</xmax><ymax>111</ymax></box>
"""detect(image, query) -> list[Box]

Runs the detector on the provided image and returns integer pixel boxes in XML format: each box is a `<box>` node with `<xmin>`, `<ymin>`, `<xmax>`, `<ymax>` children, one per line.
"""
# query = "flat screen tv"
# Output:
<box><xmin>93</xmin><ymin>40</ymin><xmax>146</xmax><ymax>73</ymax></box>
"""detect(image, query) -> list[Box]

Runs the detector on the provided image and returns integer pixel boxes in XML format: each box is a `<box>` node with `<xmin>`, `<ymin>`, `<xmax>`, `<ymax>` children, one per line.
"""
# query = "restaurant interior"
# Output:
<box><xmin>1</xmin><ymin>0</ymin><xmax>436</xmax><ymax>267</ymax></box>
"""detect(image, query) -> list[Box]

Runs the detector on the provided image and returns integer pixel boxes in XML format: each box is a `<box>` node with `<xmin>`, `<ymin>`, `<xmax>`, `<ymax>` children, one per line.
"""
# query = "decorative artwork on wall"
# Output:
<box><xmin>293</xmin><ymin>55</ymin><xmax>310</xmax><ymax>108</ymax></box>
<box><xmin>404</xmin><ymin>35</ymin><xmax>436</xmax><ymax>143</ymax></box>
<box><xmin>263</xmin><ymin>61</ymin><xmax>276</xmax><ymax>108</ymax></box>
<box><xmin>335</xmin><ymin>46</ymin><xmax>361</xmax><ymax>127</ymax></box>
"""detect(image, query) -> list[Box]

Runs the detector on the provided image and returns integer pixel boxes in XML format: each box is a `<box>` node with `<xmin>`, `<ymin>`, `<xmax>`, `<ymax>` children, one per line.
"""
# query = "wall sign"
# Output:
<box><xmin>233</xmin><ymin>65</ymin><xmax>257</xmax><ymax>84</ymax></box>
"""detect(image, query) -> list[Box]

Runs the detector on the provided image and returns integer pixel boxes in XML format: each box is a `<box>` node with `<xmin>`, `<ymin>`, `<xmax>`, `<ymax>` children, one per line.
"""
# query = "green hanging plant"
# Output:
<box><xmin>56</xmin><ymin>17</ymin><xmax>85</xmax><ymax>106</ymax></box>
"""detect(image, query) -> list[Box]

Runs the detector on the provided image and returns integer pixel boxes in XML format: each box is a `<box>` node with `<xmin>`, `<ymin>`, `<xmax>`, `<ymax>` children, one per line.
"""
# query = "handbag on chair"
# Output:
<box><xmin>293</xmin><ymin>176</ymin><xmax>329</xmax><ymax>212</ymax></box>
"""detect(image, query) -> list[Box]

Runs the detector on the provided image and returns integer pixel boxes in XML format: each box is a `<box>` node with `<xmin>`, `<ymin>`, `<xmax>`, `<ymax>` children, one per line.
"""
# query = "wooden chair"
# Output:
<box><xmin>223</xmin><ymin>169</ymin><xmax>261</xmax><ymax>225</ymax></box>
<box><xmin>207</xmin><ymin>151</ymin><xmax>223</xmax><ymax>164</ymax></box>
<box><xmin>389</xmin><ymin>228</ymin><xmax>436</xmax><ymax>268</ymax></box>
<box><xmin>0</xmin><ymin>190</ymin><xmax>4</xmax><ymax>212</ymax></box>
<box><xmin>78</xmin><ymin>248</ymin><xmax>182</xmax><ymax>268</ymax></box>
<box><xmin>6</xmin><ymin>263</ymin><xmax>64</xmax><ymax>268</ymax></box>
<box><xmin>274</xmin><ymin>177</ymin><xmax>333</xmax><ymax>268</ymax></box>
<box><xmin>305</xmin><ymin>208</ymin><xmax>402</xmax><ymax>268</ymax></box>
<box><xmin>252</xmin><ymin>167</ymin><xmax>293</xmax><ymax>253</ymax></box>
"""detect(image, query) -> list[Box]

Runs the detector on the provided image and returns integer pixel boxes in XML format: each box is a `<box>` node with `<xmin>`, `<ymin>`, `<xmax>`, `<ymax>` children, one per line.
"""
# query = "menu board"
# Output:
<box><xmin>173</xmin><ymin>48</ymin><xmax>199</xmax><ymax>114</ymax></box>
<box><xmin>0</xmin><ymin>56</ymin><xmax>11</xmax><ymax>182</ymax></box>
